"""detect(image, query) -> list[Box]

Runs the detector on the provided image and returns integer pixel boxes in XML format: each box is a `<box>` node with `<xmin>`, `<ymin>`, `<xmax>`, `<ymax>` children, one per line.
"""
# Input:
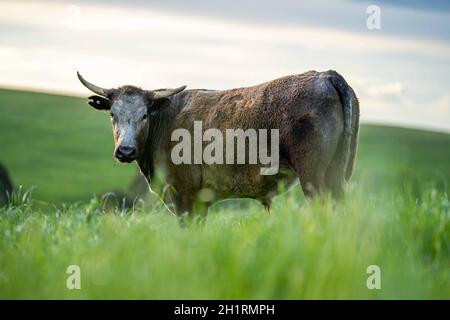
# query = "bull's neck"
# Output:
<box><xmin>136</xmin><ymin>97</ymin><xmax>183</xmax><ymax>183</ymax></box>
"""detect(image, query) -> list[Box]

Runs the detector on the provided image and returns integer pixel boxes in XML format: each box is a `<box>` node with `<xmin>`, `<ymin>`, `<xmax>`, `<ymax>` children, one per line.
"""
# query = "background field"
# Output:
<box><xmin>0</xmin><ymin>89</ymin><xmax>449</xmax><ymax>299</ymax></box>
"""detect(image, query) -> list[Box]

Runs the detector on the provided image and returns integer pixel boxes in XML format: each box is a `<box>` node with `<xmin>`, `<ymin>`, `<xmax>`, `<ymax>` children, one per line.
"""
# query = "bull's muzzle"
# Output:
<box><xmin>115</xmin><ymin>145</ymin><xmax>137</xmax><ymax>163</ymax></box>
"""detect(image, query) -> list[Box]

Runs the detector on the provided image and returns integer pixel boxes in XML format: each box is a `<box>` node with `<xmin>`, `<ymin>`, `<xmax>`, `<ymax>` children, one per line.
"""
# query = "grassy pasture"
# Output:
<box><xmin>0</xmin><ymin>89</ymin><xmax>449</xmax><ymax>299</ymax></box>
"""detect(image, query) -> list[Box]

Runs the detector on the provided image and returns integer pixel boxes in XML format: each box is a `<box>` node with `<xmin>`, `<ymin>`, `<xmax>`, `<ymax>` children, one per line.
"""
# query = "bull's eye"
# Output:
<box><xmin>110</xmin><ymin>112</ymin><xmax>115</xmax><ymax>120</ymax></box>
<box><xmin>142</xmin><ymin>114</ymin><xmax>148</xmax><ymax>121</ymax></box>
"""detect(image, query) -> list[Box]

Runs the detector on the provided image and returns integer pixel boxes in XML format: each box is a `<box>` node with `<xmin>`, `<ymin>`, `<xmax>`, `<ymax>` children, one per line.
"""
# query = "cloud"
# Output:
<box><xmin>430</xmin><ymin>94</ymin><xmax>450</xmax><ymax>114</ymax></box>
<box><xmin>366</xmin><ymin>82</ymin><xmax>404</xmax><ymax>97</ymax></box>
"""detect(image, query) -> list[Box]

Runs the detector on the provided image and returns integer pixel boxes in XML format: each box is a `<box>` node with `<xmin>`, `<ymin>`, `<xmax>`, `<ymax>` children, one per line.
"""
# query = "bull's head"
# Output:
<box><xmin>77</xmin><ymin>72</ymin><xmax>186</xmax><ymax>163</ymax></box>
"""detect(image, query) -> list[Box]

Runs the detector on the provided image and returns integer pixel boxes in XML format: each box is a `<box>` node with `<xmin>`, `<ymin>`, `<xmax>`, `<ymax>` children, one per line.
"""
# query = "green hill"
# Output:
<box><xmin>1</xmin><ymin>88</ymin><xmax>450</xmax><ymax>203</ymax></box>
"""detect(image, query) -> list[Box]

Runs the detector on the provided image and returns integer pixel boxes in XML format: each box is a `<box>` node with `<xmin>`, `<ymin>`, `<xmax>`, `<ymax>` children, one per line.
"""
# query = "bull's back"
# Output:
<box><xmin>176</xmin><ymin>71</ymin><xmax>340</xmax><ymax>131</ymax></box>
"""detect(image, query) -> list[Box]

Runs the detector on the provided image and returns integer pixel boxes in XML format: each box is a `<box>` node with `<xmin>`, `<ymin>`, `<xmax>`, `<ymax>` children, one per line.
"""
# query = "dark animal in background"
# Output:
<box><xmin>77</xmin><ymin>70</ymin><xmax>359</xmax><ymax>215</ymax></box>
<box><xmin>0</xmin><ymin>163</ymin><xmax>13</xmax><ymax>207</ymax></box>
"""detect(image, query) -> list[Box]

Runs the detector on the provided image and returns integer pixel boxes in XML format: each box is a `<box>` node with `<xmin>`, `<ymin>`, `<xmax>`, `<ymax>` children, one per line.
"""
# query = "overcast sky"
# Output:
<box><xmin>0</xmin><ymin>0</ymin><xmax>449</xmax><ymax>132</ymax></box>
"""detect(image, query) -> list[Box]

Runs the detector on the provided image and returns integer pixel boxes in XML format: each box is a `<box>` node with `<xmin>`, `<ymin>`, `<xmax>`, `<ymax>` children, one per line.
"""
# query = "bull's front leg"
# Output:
<box><xmin>173</xmin><ymin>191</ymin><xmax>211</xmax><ymax>218</ymax></box>
<box><xmin>173</xmin><ymin>191</ymin><xmax>194</xmax><ymax>216</ymax></box>
<box><xmin>168</xmin><ymin>164</ymin><xmax>208</xmax><ymax>218</ymax></box>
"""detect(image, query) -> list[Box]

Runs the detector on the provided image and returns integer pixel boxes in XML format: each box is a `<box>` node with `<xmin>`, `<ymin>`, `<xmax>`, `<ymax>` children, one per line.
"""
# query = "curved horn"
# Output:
<box><xmin>153</xmin><ymin>85</ymin><xmax>187</xmax><ymax>99</ymax></box>
<box><xmin>77</xmin><ymin>71</ymin><xmax>109</xmax><ymax>97</ymax></box>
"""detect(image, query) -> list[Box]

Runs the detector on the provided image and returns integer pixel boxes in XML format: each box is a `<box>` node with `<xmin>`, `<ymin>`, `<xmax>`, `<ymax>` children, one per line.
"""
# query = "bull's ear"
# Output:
<box><xmin>88</xmin><ymin>95</ymin><xmax>111</xmax><ymax>110</ymax></box>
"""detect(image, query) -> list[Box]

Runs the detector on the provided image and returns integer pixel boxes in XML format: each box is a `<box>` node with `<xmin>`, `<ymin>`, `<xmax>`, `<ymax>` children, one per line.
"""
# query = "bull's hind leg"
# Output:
<box><xmin>287</xmin><ymin>124</ymin><xmax>335</xmax><ymax>199</ymax></box>
<box><xmin>325</xmin><ymin>139</ymin><xmax>346</xmax><ymax>199</ymax></box>
<box><xmin>296</xmin><ymin>164</ymin><xmax>327</xmax><ymax>198</ymax></box>
<box><xmin>289</xmin><ymin>145</ymin><xmax>329</xmax><ymax>198</ymax></box>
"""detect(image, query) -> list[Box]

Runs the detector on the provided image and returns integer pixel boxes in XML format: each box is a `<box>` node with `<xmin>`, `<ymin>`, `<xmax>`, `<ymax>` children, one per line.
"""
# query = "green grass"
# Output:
<box><xmin>0</xmin><ymin>89</ymin><xmax>449</xmax><ymax>299</ymax></box>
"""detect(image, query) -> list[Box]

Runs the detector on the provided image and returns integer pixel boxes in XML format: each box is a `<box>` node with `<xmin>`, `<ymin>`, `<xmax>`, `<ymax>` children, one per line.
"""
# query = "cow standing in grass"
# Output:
<box><xmin>77</xmin><ymin>70</ymin><xmax>359</xmax><ymax>215</ymax></box>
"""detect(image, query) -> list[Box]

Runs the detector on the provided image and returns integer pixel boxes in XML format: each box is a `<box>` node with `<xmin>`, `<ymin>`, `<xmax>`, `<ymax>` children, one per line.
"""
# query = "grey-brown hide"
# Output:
<box><xmin>78</xmin><ymin>70</ymin><xmax>360</xmax><ymax>216</ymax></box>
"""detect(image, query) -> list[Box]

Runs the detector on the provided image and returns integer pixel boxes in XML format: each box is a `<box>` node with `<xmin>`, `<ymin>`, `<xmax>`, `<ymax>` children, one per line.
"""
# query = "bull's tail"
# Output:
<box><xmin>326</xmin><ymin>71</ymin><xmax>360</xmax><ymax>197</ymax></box>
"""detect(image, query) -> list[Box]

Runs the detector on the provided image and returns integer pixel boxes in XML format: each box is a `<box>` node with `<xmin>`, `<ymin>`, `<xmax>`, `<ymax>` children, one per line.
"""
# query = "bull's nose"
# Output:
<box><xmin>115</xmin><ymin>146</ymin><xmax>137</xmax><ymax>162</ymax></box>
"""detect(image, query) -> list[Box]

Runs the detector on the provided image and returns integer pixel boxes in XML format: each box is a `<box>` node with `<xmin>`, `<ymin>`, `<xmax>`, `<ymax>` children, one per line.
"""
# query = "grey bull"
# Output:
<box><xmin>77</xmin><ymin>70</ymin><xmax>359</xmax><ymax>215</ymax></box>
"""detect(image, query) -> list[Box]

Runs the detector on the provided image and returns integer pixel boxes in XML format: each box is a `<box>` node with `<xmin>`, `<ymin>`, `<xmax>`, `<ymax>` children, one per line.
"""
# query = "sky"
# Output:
<box><xmin>0</xmin><ymin>0</ymin><xmax>449</xmax><ymax>132</ymax></box>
